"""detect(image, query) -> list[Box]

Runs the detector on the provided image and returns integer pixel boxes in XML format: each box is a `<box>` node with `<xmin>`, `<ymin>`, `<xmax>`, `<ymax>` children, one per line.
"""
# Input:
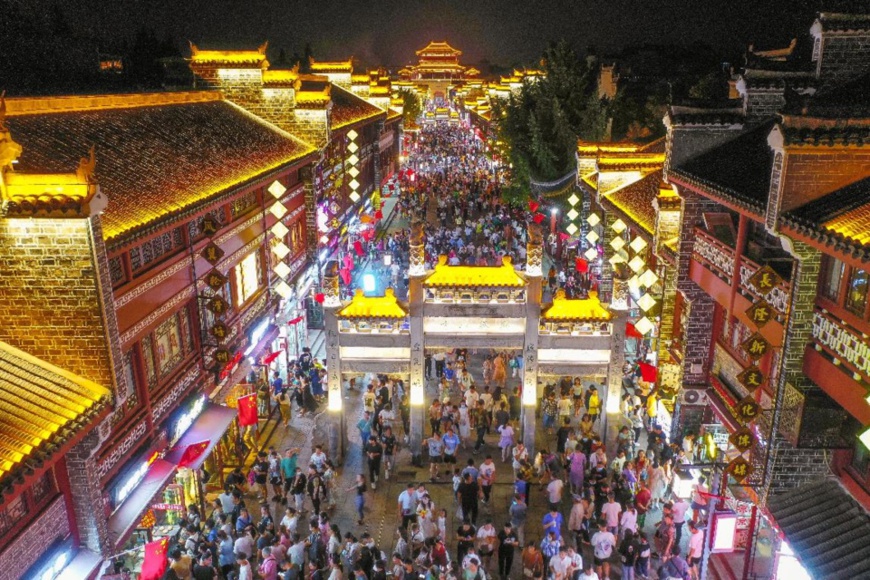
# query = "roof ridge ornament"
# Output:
<box><xmin>77</xmin><ymin>145</ymin><xmax>97</xmax><ymax>183</ymax></box>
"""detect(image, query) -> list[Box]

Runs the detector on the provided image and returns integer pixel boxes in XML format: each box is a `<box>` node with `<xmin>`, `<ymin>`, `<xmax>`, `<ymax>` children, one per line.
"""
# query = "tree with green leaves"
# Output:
<box><xmin>398</xmin><ymin>89</ymin><xmax>422</xmax><ymax>126</ymax></box>
<box><xmin>495</xmin><ymin>40</ymin><xmax>609</xmax><ymax>201</ymax></box>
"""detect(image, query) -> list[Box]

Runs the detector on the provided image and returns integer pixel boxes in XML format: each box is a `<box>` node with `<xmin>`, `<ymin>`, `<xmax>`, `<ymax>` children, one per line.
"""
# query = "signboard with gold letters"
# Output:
<box><xmin>748</xmin><ymin>265</ymin><xmax>783</xmax><ymax>295</ymax></box>
<box><xmin>727</xmin><ymin>456</ymin><xmax>753</xmax><ymax>484</ymax></box>
<box><xmin>736</xmin><ymin>366</ymin><xmax>765</xmax><ymax>392</ymax></box>
<box><xmin>729</xmin><ymin>427</ymin><xmax>755</xmax><ymax>453</ymax></box>
<box><xmin>741</xmin><ymin>333</ymin><xmax>771</xmax><ymax>361</ymax></box>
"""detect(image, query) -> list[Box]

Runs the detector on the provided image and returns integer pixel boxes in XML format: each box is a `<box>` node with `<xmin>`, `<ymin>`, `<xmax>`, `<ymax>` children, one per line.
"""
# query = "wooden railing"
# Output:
<box><xmin>692</xmin><ymin>227</ymin><xmax>735</xmax><ymax>284</ymax></box>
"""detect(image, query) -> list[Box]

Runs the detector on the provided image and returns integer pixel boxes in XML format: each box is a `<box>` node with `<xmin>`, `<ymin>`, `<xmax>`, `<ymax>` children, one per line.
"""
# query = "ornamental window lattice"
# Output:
<box><xmin>30</xmin><ymin>472</ymin><xmax>56</xmax><ymax>504</ymax></box>
<box><xmin>130</xmin><ymin>228</ymin><xmax>184</xmax><ymax>273</ymax></box>
<box><xmin>0</xmin><ymin>495</ymin><xmax>27</xmax><ymax>538</ymax></box>
<box><xmin>109</xmin><ymin>256</ymin><xmax>126</xmax><ymax>286</ymax></box>
<box><xmin>230</xmin><ymin>191</ymin><xmax>259</xmax><ymax>219</ymax></box>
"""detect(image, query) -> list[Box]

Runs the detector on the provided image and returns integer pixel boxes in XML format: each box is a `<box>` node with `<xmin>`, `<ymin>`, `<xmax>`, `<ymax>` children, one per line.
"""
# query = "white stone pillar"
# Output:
<box><xmin>322</xmin><ymin>262</ymin><xmax>344</xmax><ymax>462</ymax></box>
<box><xmin>408</xmin><ymin>221</ymin><xmax>426</xmax><ymax>465</ymax></box>
<box><xmin>523</xmin><ymin>225</ymin><xmax>544</xmax><ymax>454</ymax></box>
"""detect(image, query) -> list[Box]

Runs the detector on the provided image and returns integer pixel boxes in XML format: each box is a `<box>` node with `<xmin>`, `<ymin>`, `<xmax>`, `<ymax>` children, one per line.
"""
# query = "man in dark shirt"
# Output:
<box><xmin>381</xmin><ymin>427</ymin><xmax>397</xmax><ymax>480</ymax></box>
<box><xmin>496</xmin><ymin>522</ymin><xmax>519</xmax><ymax>580</ymax></box>
<box><xmin>457</xmin><ymin>473</ymin><xmax>481</xmax><ymax>525</ymax></box>
<box><xmin>494</xmin><ymin>402</ymin><xmax>510</xmax><ymax>429</ymax></box>
<box><xmin>365</xmin><ymin>437</ymin><xmax>383</xmax><ymax>489</ymax></box>
<box><xmin>456</xmin><ymin>521</ymin><xmax>477</xmax><ymax>563</ymax></box>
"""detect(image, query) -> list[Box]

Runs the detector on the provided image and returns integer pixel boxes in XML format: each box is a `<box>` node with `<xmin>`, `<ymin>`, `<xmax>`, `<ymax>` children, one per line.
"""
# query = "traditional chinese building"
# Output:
<box><xmin>398</xmin><ymin>41</ymin><xmax>480</xmax><ymax>98</ymax></box>
<box><xmin>660</xmin><ymin>11</ymin><xmax>870</xmax><ymax>578</ymax></box>
<box><xmin>0</xmin><ymin>90</ymin><xmax>317</xmax><ymax>577</ymax></box>
<box><xmin>576</xmin><ymin>138</ymin><xmax>684</xmax><ymax>441</ymax></box>
<box><xmin>319</xmin><ymin>226</ymin><xmax>617</xmax><ymax>462</ymax></box>
<box><xmin>188</xmin><ymin>44</ymin><xmax>402</xmax><ymax>271</ymax></box>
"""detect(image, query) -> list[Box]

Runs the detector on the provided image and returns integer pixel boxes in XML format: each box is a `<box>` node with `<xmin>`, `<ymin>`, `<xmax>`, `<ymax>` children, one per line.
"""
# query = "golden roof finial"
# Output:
<box><xmin>76</xmin><ymin>145</ymin><xmax>96</xmax><ymax>183</ymax></box>
<box><xmin>0</xmin><ymin>91</ymin><xmax>7</xmax><ymax>132</ymax></box>
<box><xmin>258</xmin><ymin>41</ymin><xmax>269</xmax><ymax>55</ymax></box>
<box><xmin>188</xmin><ymin>41</ymin><xmax>199</xmax><ymax>57</ymax></box>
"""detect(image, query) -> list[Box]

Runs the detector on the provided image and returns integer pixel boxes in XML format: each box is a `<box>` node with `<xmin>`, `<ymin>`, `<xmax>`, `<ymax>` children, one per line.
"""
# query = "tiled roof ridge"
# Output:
<box><xmin>816</xmin><ymin>12</ymin><xmax>870</xmax><ymax>32</ymax></box>
<box><xmin>668</xmin><ymin>165</ymin><xmax>766</xmax><ymax>215</ymax></box>
<box><xmin>4</xmin><ymin>90</ymin><xmax>222</xmax><ymax>117</ymax></box>
<box><xmin>222</xmin><ymin>99</ymin><xmax>317</xmax><ymax>153</ymax></box>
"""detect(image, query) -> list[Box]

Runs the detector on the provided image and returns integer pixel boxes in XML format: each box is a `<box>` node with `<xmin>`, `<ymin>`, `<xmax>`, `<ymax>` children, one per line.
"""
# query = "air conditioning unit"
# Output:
<box><xmin>681</xmin><ymin>389</ymin><xmax>708</xmax><ymax>406</ymax></box>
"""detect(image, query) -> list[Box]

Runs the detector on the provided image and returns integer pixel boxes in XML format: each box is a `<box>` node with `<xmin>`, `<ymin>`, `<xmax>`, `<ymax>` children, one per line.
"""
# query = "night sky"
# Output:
<box><xmin>16</xmin><ymin>0</ymin><xmax>867</xmax><ymax>66</ymax></box>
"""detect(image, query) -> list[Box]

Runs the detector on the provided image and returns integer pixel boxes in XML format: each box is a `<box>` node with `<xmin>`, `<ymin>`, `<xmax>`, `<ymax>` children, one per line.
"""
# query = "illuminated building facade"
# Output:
<box><xmin>568</xmin><ymin>12</ymin><xmax>870</xmax><ymax>577</ymax></box>
<box><xmin>318</xmin><ymin>227</ymin><xmax>619</xmax><ymax>462</ymax></box>
<box><xmin>188</xmin><ymin>44</ymin><xmax>402</xmax><ymax>273</ymax></box>
<box><xmin>0</xmin><ymin>91</ymin><xmax>317</xmax><ymax>576</ymax></box>
<box><xmin>661</xmin><ymin>12</ymin><xmax>870</xmax><ymax>578</ymax></box>
<box><xmin>398</xmin><ymin>41</ymin><xmax>480</xmax><ymax>98</ymax></box>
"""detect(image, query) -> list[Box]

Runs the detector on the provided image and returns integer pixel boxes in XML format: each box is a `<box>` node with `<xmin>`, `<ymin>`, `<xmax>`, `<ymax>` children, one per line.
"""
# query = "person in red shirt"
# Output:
<box><xmin>635</xmin><ymin>480</ymin><xmax>652</xmax><ymax>530</ymax></box>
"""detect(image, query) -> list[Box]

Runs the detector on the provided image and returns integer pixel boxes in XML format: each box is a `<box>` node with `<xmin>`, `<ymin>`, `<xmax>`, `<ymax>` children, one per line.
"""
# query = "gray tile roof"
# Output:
<box><xmin>767</xmin><ymin>478</ymin><xmax>870</xmax><ymax>579</ymax></box>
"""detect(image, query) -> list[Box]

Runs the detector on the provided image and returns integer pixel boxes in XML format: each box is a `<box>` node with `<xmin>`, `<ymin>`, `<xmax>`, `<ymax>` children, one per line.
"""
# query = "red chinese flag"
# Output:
<box><xmin>237</xmin><ymin>393</ymin><xmax>259</xmax><ymax>427</ymax></box>
<box><xmin>532</xmin><ymin>213</ymin><xmax>546</xmax><ymax>224</ymax></box>
<box><xmin>353</xmin><ymin>240</ymin><xmax>365</xmax><ymax>256</ymax></box>
<box><xmin>374</xmin><ymin>210</ymin><xmax>383</xmax><ymax>220</ymax></box>
<box><xmin>639</xmin><ymin>362</ymin><xmax>658</xmax><ymax>383</ymax></box>
<box><xmin>177</xmin><ymin>440</ymin><xmax>210</xmax><ymax>468</ymax></box>
<box><xmin>575</xmin><ymin>258</ymin><xmax>589</xmax><ymax>273</ymax></box>
<box><xmin>287</xmin><ymin>315</ymin><xmax>304</xmax><ymax>325</ymax></box>
<box><xmin>528</xmin><ymin>200</ymin><xmax>539</xmax><ymax>213</ymax></box>
<box><xmin>626</xmin><ymin>322</ymin><xmax>644</xmax><ymax>339</ymax></box>
<box><xmin>314</xmin><ymin>293</ymin><xmax>325</xmax><ymax>304</ymax></box>
<box><xmin>140</xmin><ymin>537</ymin><xmax>170</xmax><ymax>580</ymax></box>
<box><xmin>262</xmin><ymin>351</ymin><xmax>282</xmax><ymax>365</ymax></box>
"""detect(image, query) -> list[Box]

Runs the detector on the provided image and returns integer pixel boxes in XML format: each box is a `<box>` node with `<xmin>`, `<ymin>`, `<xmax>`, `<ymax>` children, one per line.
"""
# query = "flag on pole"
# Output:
<box><xmin>532</xmin><ymin>213</ymin><xmax>546</xmax><ymax>224</ymax></box>
<box><xmin>528</xmin><ymin>200</ymin><xmax>539</xmax><ymax>213</ymax></box>
<box><xmin>638</xmin><ymin>362</ymin><xmax>658</xmax><ymax>383</ymax></box>
<box><xmin>140</xmin><ymin>537</ymin><xmax>170</xmax><ymax>580</ymax></box>
<box><xmin>237</xmin><ymin>393</ymin><xmax>258</xmax><ymax>427</ymax></box>
<box><xmin>262</xmin><ymin>350</ymin><xmax>282</xmax><ymax>365</ymax></box>
<box><xmin>176</xmin><ymin>440</ymin><xmax>210</xmax><ymax>468</ymax></box>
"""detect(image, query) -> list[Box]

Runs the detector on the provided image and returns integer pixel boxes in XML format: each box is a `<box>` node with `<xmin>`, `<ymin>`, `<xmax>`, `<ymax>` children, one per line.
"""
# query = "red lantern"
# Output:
<box><xmin>575</xmin><ymin>258</ymin><xmax>589</xmax><ymax>273</ymax></box>
<box><xmin>314</xmin><ymin>293</ymin><xmax>325</xmax><ymax>304</ymax></box>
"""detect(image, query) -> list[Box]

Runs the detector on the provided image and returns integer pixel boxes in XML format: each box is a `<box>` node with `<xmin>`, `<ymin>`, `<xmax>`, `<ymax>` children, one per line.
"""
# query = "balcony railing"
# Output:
<box><xmin>692</xmin><ymin>227</ymin><xmax>791</xmax><ymax>316</ymax></box>
<box><xmin>693</xmin><ymin>227</ymin><xmax>735</xmax><ymax>284</ymax></box>
<box><xmin>738</xmin><ymin>256</ymin><xmax>791</xmax><ymax>315</ymax></box>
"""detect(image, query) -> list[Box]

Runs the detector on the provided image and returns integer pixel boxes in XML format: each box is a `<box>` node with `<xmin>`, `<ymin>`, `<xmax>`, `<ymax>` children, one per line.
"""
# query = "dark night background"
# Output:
<box><xmin>0</xmin><ymin>0</ymin><xmax>865</xmax><ymax>93</ymax></box>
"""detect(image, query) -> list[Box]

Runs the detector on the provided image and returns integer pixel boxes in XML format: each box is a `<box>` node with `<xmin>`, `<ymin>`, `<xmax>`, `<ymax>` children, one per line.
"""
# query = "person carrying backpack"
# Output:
<box><xmin>658</xmin><ymin>546</ymin><xmax>691</xmax><ymax>580</ymax></box>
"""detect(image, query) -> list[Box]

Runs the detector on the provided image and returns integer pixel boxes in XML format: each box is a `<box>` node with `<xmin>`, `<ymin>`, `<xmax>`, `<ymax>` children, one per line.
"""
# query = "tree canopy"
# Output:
<box><xmin>495</xmin><ymin>41</ymin><xmax>601</xmax><ymax>199</ymax></box>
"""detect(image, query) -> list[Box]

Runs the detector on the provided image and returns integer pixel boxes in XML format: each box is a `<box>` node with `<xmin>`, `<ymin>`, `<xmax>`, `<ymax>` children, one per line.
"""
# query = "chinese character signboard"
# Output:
<box><xmin>202</xmin><ymin>242</ymin><xmax>225</xmax><ymax>265</ymax></box>
<box><xmin>741</xmin><ymin>333</ymin><xmax>770</xmax><ymax>361</ymax></box>
<box><xmin>214</xmin><ymin>348</ymin><xmax>231</xmax><ymax>364</ymax></box>
<box><xmin>737</xmin><ymin>366</ymin><xmax>765</xmax><ymax>392</ymax></box>
<box><xmin>727</xmin><ymin>456</ymin><xmax>753</xmax><ymax>483</ymax></box>
<box><xmin>200</xmin><ymin>215</ymin><xmax>219</xmax><ymax>237</ymax></box>
<box><xmin>745</xmin><ymin>299</ymin><xmax>774</xmax><ymax>328</ymax></box>
<box><xmin>205</xmin><ymin>269</ymin><xmax>227</xmax><ymax>291</ymax></box>
<box><xmin>736</xmin><ymin>396</ymin><xmax>760</xmax><ymax>423</ymax></box>
<box><xmin>210</xmin><ymin>322</ymin><xmax>228</xmax><ymax>342</ymax></box>
<box><xmin>729</xmin><ymin>427</ymin><xmax>755</xmax><ymax>453</ymax></box>
<box><xmin>748</xmin><ymin>265</ymin><xmax>783</xmax><ymax>294</ymax></box>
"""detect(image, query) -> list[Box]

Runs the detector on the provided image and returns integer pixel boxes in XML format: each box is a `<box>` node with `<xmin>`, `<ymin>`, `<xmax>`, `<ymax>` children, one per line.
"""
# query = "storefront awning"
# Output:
<box><xmin>767</xmin><ymin>478</ymin><xmax>870</xmax><ymax>578</ymax></box>
<box><xmin>165</xmin><ymin>403</ymin><xmax>236</xmax><ymax>471</ymax></box>
<box><xmin>108</xmin><ymin>458</ymin><xmax>176</xmax><ymax>548</ymax></box>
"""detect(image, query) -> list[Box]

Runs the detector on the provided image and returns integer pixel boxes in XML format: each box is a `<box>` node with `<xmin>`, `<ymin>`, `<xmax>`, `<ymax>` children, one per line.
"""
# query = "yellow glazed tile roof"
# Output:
<box><xmin>542</xmin><ymin>290</ymin><xmax>612</xmax><ymax>322</ymax></box>
<box><xmin>424</xmin><ymin>256</ymin><xmax>526</xmax><ymax>288</ymax></box>
<box><xmin>5</xmin><ymin>93</ymin><xmax>316</xmax><ymax>242</ymax></box>
<box><xmin>0</xmin><ymin>341</ymin><xmax>110</xmax><ymax>484</ymax></box>
<box><xmin>338</xmin><ymin>288</ymin><xmax>408</xmax><ymax>319</ymax></box>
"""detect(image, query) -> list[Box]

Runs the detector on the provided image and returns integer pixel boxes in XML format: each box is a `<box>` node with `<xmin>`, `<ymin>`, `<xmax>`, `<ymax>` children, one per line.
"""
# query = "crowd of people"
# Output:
<box><xmin>148</xmin><ymin>121</ymin><xmax>711</xmax><ymax>580</ymax></box>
